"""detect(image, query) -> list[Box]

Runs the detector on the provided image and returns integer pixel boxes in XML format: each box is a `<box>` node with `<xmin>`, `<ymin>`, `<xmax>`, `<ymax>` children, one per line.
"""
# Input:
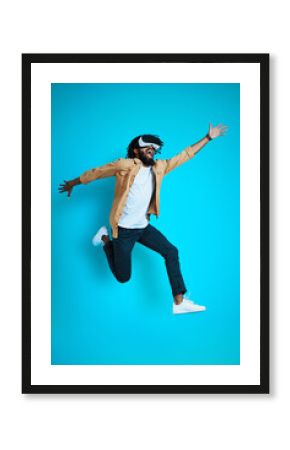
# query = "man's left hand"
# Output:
<box><xmin>208</xmin><ymin>123</ymin><xmax>228</xmax><ymax>139</ymax></box>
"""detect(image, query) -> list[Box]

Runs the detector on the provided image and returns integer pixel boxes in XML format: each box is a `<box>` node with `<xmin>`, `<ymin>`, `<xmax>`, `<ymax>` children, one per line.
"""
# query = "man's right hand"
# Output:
<box><xmin>58</xmin><ymin>180</ymin><xmax>74</xmax><ymax>197</ymax></box>
<box><xmin>58</xmin><ymin>177</ymin><xmax>80</xmax><ymax>197</ymax></box>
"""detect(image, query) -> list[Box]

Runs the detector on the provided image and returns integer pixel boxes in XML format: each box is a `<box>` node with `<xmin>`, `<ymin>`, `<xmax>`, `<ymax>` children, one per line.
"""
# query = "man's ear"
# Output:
<box><xmin>133</xmin><ymin>148</ymin><xmax>139</xmax><ymax>157</ymax></box>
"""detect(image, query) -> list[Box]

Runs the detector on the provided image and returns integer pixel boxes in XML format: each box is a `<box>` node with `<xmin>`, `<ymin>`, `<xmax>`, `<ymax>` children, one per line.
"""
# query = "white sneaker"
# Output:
<box><xmin>92</xmin><ymin>226</ymin><xmax>109</xmax><ymax>247</ymax></box>
<box><xmin>173</xmin><ymin>298</ymin><xmax>206</xmax><ymax>315</ymax></box>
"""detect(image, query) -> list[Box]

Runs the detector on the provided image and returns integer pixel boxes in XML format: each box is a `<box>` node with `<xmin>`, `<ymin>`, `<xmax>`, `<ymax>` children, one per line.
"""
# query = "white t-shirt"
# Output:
<box><xmin>118</xmin><ymin>166</ymin><xmax>155</xmax><ymax>228</ymax></box>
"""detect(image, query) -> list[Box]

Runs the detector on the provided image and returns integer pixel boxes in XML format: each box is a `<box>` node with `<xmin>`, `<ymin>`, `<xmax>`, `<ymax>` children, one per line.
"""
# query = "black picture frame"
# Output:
<box><xmin>22</xmin><ymin>53</ymin><xmax>269</xmax><ymax>394</ymax></box>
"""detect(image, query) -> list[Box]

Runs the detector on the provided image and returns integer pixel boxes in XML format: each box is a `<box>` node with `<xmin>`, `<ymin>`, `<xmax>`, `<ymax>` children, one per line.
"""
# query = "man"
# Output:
<box><xmin>59</xmin><ymin>123</ymin><xmax>228</xmax><ymax>314</ymax></box>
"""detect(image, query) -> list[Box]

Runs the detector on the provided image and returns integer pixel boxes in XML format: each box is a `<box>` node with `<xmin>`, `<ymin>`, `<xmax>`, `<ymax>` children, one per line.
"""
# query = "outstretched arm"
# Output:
<box><xmin>164</xmin><ymin>123</ymin><xmax>228</xmax><ymax>175</ymax></box>
<box><xmin>58</xmin><ymin>158</ymin><xmax>123</xmax><ymax>198</ymax></box>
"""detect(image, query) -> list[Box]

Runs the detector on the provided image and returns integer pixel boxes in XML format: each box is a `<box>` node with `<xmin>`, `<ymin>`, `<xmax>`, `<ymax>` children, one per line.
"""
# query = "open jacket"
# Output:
<box><xmin>80</xmin><ymin>145</ymin><xmax>196</xmax><ymax>238</ymax></box>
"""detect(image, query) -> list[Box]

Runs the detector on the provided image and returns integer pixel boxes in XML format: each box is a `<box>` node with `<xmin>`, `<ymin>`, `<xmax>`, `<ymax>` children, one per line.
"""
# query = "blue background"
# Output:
<box><xmin>51</xmin><ymin>83</ymin><xmax>240</xmax><ymax>365</ymax></box>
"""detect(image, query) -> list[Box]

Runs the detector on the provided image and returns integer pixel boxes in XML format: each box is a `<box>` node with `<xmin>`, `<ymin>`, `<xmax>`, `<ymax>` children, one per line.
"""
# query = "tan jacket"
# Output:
<box><xmin>80</xmin><ymin>145</ymin><xmax>196</xmax><ymax>238</ymax></box>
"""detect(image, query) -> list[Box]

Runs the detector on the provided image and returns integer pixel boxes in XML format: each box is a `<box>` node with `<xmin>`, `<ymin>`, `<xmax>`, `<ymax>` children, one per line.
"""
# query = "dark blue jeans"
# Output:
<box><xmin>103</xmin><ymin>224</ymin><xmax>187</xmax><ymax>297</ymax></box>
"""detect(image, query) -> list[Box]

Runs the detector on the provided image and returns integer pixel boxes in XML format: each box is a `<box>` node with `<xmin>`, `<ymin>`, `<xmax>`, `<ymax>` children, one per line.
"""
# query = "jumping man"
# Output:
<box><xmin>59</xmin><ymin>123</ymin><xmax>228</xmax><ymax>314</ymax></box>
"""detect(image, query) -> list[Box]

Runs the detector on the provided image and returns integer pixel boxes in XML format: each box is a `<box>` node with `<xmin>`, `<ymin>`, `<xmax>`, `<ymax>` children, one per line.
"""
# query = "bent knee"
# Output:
<box><xmin>116</xmin><ymin>273</ymin><xmax>131</xmax><ymax>283</ymax></box>
<box><xmin>164</xmin><ymin>245</ymin><xmax>179</xmax><ymax>258</ymax></box>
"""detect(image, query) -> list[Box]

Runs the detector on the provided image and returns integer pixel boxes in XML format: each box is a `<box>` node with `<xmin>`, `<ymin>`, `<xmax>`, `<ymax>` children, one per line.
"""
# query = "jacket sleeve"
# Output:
<box><xmin>164</xmin><ymin>145</ymin><xmax>196</xmax><ymax>175</ymax></box>
<box><xmin>80</xmin><ymin>158</ymin><xmax>124</xmax><ymax>184</ymax></box>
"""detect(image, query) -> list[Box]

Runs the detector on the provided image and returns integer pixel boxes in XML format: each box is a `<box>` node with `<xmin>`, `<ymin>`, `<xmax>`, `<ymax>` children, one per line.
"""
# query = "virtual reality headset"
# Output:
<box><xmin>138</xmin><ymin>137</ymin><xmax>161</xmax><ymax>153</ymax></box>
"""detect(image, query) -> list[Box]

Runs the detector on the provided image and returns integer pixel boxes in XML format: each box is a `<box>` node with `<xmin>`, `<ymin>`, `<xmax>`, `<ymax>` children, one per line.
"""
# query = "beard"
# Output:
<box><xmin>137</xmin><ymin>150</ymin><xmax>156</xmax><ymax>167</ymax></box>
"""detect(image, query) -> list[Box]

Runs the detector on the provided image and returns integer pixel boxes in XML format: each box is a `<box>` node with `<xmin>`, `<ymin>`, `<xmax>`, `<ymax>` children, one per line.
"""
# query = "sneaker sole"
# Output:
<box><xmin>173</xmin><ymin>308</ymin><xmax>206</xmax><ymax>315</ymax></box>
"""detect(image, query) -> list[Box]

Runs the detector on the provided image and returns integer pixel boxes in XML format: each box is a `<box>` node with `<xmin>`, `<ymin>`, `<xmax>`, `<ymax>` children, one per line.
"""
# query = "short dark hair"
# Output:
<box><xmin>126</xmin><ymin>134</ymin><xmax>164</xmax><ymax>158</ymax></box>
